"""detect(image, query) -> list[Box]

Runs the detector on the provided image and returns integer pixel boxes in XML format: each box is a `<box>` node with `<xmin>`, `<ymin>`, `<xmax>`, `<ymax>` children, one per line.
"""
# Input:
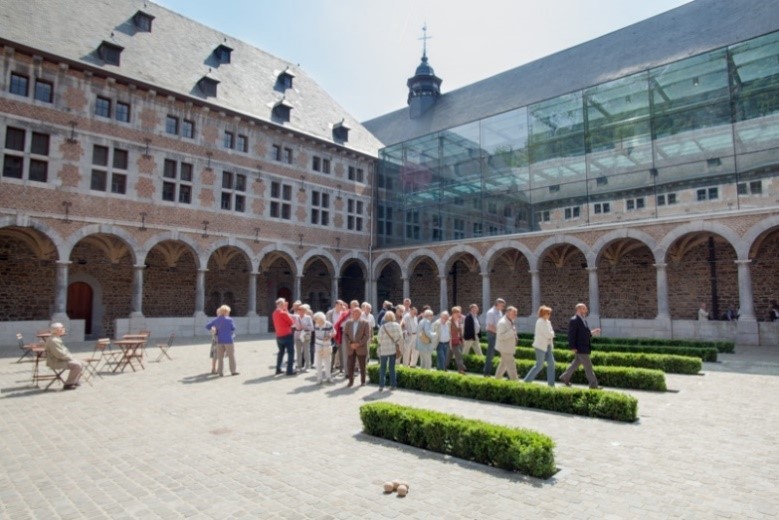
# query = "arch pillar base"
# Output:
<box><xmin>736</xmin><ymin>318</ymin><xmax>759</xmax><ymax>346</ymax></box>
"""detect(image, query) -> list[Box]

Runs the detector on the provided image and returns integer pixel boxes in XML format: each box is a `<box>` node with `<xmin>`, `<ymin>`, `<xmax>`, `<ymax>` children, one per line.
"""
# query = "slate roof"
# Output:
<box><xmin>363</xmin><ymin>0</ymin><xmax>779</xmax><ymax>146</ymax></box>
<box><xmin>0</xmin><ymin>0</ymin><xmax>383</xmax><ymax>156</ymax></box>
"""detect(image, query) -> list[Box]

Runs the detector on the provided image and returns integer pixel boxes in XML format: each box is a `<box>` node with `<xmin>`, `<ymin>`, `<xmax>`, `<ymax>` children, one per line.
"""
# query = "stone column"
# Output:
<box><xmin>439</xmin><ymin>275</ymin><xmax>448</xmax><ymax>314</ymax></box>
<box><xmin>51</xmin><ymin>261</ymin><xmax>71</xmax><ymax>322</ymax></box>
<box><xmin>130</xmin><ymin>264</ymin><xmax>145</xmax><ymax>317</ymax></box>
<box><xmin>654</xmin><ymin>263</ymin><xmax>670</xmax><ymax>319</ymax></box>
<box><xmin>368</xmin><ymin>278</ymin><xmax>378</xmax><ymax>307</ymax></box>
<box><xmin>529</xmin><ymin>269</ymin><xmax>540</xmax><ymax>316</ymax></box>
<box><xmin>735</xmin><ymin>259</ymin><xmax>759</xmax><ymax>345</ymax></box>
<box><xmin>247</xmin><ymin>272</ymin><xmax>258</xmax><ymax>317</ymax></box>
<box><xmin>195</xmin><ymin>269</ymin><xmax>207</xmax><ymax>316</ymax></box>
<box><xmin>481</xmin><ymin>272</ymin><xmax>491</xmax><ymax>318</ymax></box>
<box><xmin>294</xmin><ymin>275</ymin><xmax>303</xmax><ymax>302</ymax></box>
<box><xmin>587</xmin><ymin>267</ymin><xmax>600</xmax><ymax>325</ymax></box>
<box><xmin>331</xmin><ymin>277</ymin><xmax>339</xmax><ymax>303</ymax></box>
<box><xmin>402</xmin><ymin>277</ymin><xmax>410</xmax><ymax>300</ymax></box>
<box><xmin>363</xmin><ymin>277</ymin><xmax>372</xmax><ymax>304</ymax></box>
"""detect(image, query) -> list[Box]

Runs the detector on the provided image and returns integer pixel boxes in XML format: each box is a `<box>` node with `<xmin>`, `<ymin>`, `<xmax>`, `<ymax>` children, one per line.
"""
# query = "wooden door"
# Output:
<box><xmin>67</xmin><ymin>282</ymin><xmax>93</xmax><ymax>334</ymax></box>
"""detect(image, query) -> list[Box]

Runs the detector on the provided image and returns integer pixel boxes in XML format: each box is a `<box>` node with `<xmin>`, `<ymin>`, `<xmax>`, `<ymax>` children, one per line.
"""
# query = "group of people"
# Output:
<box><xmin>271</xmin><ymin>295</ymin><xmax>604</xmax><ymax>391</ymax></box>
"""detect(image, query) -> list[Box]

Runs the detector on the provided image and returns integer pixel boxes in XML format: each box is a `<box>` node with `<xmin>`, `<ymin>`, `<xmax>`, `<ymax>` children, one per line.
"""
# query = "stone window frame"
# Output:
<box><xmin>346</xmin><ymin>198</ymin><xmax>364</xmax><ymax>232</ymax></box>
<box><xmin>2</xmin><ymin>126</ymin><xmax>49</xmax><ymax>183</ymax></box>
<box><xmin>90</xmin><ymin>144</ymin><xmax>128</xmax><ymax>194</ymax></box>
<box><xmin>269</xmin><ymin>180</ymin><xmax>293</xmax><ymax>220</ymax></box>
<box><xmin>310</xmin><ymin>190</ymin><xmax>330</xmax><ymax>226</ymax></box>
<box><xmin>34</xmin><ymin>78</ymin><xmax>53</xmax><ymax>103</ymax></box>
<box><xmin>161</xmin><ymin>158</ymin><xmax>193</xmax><ymax>204</ymax></box>
<box><xmin>625</xmin><ymin>197</ymin><xmax>646</xmax><ymax>211</ymax></box>
<box><xmin>564</xmin><ymin>206</ymin><xmax>582</xmax><ymax>220</ymax></box>
<box><xmin>593</xmin><ymin>202</ymin><xmax>611</xmax><ymax>214</ymax></box>
<box><xmin>9</xmin><ymin>72</ymin><xmax>29</xmax><ymax>97</ymax></box>
<box><xmin>165</xmin><ymin>115</ymin><xmax>179</xmax><ymax>135</ymax></box>
<box><xmin>220</xmin><ymin>170</ymin><xmax>246</xmax><ymax>212</ymax></box>
<box><xmin>95</xmin><ymin>96</ymin><xmax>112</xmax><ymax>118</ymax></box>
<box><xmin>377</xmin><ymin>204</ymin><xmax>394</xmax><ymax>237</ymax></box>
<box><xmin>348</xmin><ymin>165</ymin><xmax>364</xmax><ymax>183</ymax></box>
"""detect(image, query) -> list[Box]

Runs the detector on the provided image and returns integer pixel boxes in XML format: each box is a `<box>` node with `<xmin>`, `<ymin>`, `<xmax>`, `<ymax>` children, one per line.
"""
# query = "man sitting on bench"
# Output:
<box><xmin>44</xmin><ymin>323</ymin><xmax>83</xmax><ymax>390</ymax></box>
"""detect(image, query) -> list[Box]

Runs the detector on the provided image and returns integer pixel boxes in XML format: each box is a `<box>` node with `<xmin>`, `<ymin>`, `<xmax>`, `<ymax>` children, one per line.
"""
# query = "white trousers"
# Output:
<box><xmin>402</xmin><ymin>334</ymin><xmax>419</xmax><ymax>366</ymax></box>
<box><xmin>314</xmin><ymin>348</ymin><xmax>332</xmax><ymax>382</ymax></box>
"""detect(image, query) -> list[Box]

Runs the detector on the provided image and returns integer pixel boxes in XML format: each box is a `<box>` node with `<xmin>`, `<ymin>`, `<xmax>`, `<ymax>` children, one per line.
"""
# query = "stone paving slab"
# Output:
<box><xmin>1</xmin><ymin>338</ymin><xmax>778</xmax><ymax>519</ymax></box>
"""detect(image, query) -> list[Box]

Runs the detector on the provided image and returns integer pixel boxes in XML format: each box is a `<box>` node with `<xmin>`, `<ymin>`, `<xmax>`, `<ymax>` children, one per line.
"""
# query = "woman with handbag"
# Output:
<box><xmin>416</xmin><ymin>309</ymin><xmax>435</xmax><ymax>369</ymax></box>
<box><xmin>523</xmin><ymin>305</ymin><xmax>556</xmax><ymax>386</ymax></box>
<box><xmin>377</xmin><ymin>312</ymin><xmax>402</xmax><ymax>391</ymax></box>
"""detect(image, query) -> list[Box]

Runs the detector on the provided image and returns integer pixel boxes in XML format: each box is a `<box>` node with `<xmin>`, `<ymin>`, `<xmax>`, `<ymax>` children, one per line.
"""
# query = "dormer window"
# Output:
<box><xmin>214</xmin><ymin>44</ymin><xmax>233</xmax><ymax>64</ymax></box>
<box><xmin>133</xmin><ymin>11</ymin><xmax>154</xmax><ymax>32</ymax></box>
<box><xmin>98</xmin><ymin>41</ymin><xmax>124</xmax><ymax>66</ymax></box>
<box><xmin>277</xmin><ymin>68</ymin><xmax>295</xmax><ymax>90</ymax></box>
<box><xmin>273</xmin><ymin>98</ymin><xmax>293</xmax><ymax>123</ymax></box>
<box><xmin>198</xmin><ymin>76</ymin><xmax>219</xmax><ymax>97</ymax></box>
<box><xmin>333</xmin><ymin>120</ymin><xmax>350</xmax><ymax>143</ymax></box>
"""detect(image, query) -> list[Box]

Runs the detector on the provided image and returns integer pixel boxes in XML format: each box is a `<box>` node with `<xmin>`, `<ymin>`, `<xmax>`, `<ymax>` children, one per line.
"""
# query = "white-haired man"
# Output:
<box><xmin>44</xmin><ymin>322</ymin><xmax>83</xmax><ymax>390</ymax></box>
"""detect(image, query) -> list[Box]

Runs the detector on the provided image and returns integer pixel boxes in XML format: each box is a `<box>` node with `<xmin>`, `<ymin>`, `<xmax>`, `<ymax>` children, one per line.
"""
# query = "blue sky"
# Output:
<box><xmin>154</xmin><ymin>0</ymin><xmax>690</xmax><ymax>121</ymax></box>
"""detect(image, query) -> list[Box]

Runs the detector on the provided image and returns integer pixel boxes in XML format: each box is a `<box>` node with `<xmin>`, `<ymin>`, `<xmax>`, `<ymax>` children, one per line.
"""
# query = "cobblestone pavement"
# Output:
<box><xmin>1</xmin><ymin>338</ymin><xmax>778</xmax><ymax>519</ymax></box>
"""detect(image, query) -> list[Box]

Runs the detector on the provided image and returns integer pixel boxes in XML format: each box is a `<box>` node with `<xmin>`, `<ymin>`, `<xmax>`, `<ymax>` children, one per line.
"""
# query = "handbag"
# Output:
<box><xmin>419</xmin><ymin>331</ymin><xmax>431</xmax><ymax>344</ymax></box>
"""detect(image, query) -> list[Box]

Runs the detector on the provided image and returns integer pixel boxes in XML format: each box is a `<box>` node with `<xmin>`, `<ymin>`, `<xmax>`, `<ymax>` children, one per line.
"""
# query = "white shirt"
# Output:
<box><xmin>403</xmin><ymin>312</ymin><xmax>418</xmax><ymax>334</ymax></box>
<box><xmin>437</xmin><ymin>320</ymin><xmax>451</xmax><ymax>343</ymax></box>
<box><xmin>486</xmin><ymin>306</ymin><xmax>503</xmax><ymax>333</ymax></box>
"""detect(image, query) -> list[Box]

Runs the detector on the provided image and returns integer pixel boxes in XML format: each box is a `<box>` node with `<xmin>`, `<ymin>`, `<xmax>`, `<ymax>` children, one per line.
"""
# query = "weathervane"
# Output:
<box><xmin>419</xmin><ymin>23</ymin><xmax>431</xmax><ymax>58</ymax></box>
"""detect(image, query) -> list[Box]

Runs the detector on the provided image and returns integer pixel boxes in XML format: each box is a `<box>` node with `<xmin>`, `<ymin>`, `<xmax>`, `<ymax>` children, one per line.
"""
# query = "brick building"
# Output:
<box><xmin>1</xmin><ymin>0</ymin><xmax>778</xmax><ymax>345</ymax></box>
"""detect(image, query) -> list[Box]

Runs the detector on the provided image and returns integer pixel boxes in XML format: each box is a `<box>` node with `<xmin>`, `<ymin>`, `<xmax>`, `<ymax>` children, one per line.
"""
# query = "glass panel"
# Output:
<box><xmin>5</xmin><ymin>127</ymin><xmax>25</xmax><ymax>151</ymax></box>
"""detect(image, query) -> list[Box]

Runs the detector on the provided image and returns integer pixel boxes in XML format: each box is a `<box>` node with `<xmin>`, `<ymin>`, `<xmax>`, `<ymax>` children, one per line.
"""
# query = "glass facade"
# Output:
<box><xmin>376</xmin><ymin>31</ymin><xmax>779</xmax><ymax>247</ymax></box>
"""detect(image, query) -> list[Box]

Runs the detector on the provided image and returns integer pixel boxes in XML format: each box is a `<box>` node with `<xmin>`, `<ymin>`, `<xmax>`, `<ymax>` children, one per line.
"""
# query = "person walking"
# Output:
<box><xmin>293</xmin><ymin>304</ymin><xmax>313</xmax><ymax>372</ymax></box>
<box><xmin>206</xmin><ymin>304</ymin><xmax>238</xmax><ymax>376</ymax></box>
<box><xmin>445</xmin><ymin>306</ymin><xmax>467</xmax><ymax>374</ymax></box>
<box><xmin>312</xmin><ymin>312</ymin><xmax>334</xmax><ymax>384</ymax></box>
<box><xmin>377</xmin><ymin>312</ymin><xmax>402</xmax><ymax>391</ymax></box>
<box><xmin>559</xmin><ymin>303</ymin><xmax>601</xmax><ymax>389</ymax></box>
<box><xmin>44</xmin><ymin>322</ymin><xmax>83</xmax><ymax>390</ymax></box>
<box><xmin>272</xmin><ymin>298</ymin><xmax>296</xmax><ymax>375</ymax></box>
<box><xmin>483</xmin><ymin>298</ymin><xmax>506</xmax><ymax>376</ymax></box>
<box><xmin>523</xmin><ymin>305</ymin><xmax>556</xmax><ymax>386</ymax></box>
<box><xmin>343</xmin><ymin>307</ymin><xmax>371</xmax><ymax>387</ymax></box>
<box><xmin>432</xmin><ymin>310</ymin><xmax>451</xmax><ymax>371</ymax></box>
<box><xmin>494</xmin><ymin>306</ymin><xmax>519</xmax><ymax>380</ymax></box>
<box><xmin>401</xmin><ymin>306</ymin><xmax>419</xmax><ymax>367</ymax></box>
<box><xmin>461</xmin><ymin>303</ymin><xmax>481</xmax><ymax>356</ymax></box>
<box><xmin>416</xmin><ymin>309</ymin><xmax>435</xmax><ymax>369</ymax></box>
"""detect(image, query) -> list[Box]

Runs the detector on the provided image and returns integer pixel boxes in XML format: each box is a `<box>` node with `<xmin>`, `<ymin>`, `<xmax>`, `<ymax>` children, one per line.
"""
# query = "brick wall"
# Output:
<box><xmin>142</xmin><ymin>244</ymin><xmax>197</xmax><ymax>317</ymax></box>
<box><xmin>489</xmin><ymin>252</ymin><xmax>532</xmax><ymax>316</ymax></box>
<box><xmin>598</xmin><ymin>242</ymin><xmax>657</xmax><ymax>319</ymax></box>
<box><xmin>539</xmin><ymin>247</ymin><xmax>588</xmax><ymax>331</ymax></box>
<box><xmin>751</xmin><ymin>229</ymin><xmax>779</xmax><ymax>321</ymax></box>
<box><xmin>0</xmin><ymin>235</ymin><xmax>56</xmax><ymax>320</ymax></box>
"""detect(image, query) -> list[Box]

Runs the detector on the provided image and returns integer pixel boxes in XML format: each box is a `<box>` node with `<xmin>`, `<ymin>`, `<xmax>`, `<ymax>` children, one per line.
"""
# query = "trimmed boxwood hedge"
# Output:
<box><xmin>462</xmin><ymin>355</ymin><xmax>667</xmax><ymax>391</ymax></box>
<box><xmin>507</xmin><ymin>341</ymin><xmax>718</xmax><ymax>362</ymax></box>
<box><xmin>359</xmin><ymin>402</ymin><xmax>557</xmax><ymax>478</ymax></box>
<box><xmin>513</xmin><ymin>347</ymin><xmax>702</xmax><ymax>374</ymax></box>
<box><xmin>366</xmin><ymin>366</ymin><xmax>638</xmax><ymax>423</ymax></box>
<box><xmin>516</xmin><ymin>332</ymin><xmax>733</xmax><ymax>353</ymax></box>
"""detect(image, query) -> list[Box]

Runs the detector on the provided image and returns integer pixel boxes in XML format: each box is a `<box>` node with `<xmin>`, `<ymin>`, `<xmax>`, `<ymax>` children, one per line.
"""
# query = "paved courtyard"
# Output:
<box><xmin>1</xmin><ymin>336</ymin><xmax>778</xmax><ymax>519</ymax></box>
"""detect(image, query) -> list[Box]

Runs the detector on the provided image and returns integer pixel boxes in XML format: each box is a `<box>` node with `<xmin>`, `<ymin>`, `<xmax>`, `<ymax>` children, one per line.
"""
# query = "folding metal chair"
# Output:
<box><xmin>15</xmin><ymin>333</ymin><xmax>35</xmax><ymax>363</ymax></box>
<box><xmin>82</xmin><ymin>338</ymin><xmax>111</xmax><ymax>385</ymax></box>
<box><xmin>31</xmin><ymin>350</ymin><xmax>66</xmax><ymax>389</ymax></box>
<box><xmin>155</xmin><ymin>332</ymin><xmax>175</xmax><ymax>362</ymax></box>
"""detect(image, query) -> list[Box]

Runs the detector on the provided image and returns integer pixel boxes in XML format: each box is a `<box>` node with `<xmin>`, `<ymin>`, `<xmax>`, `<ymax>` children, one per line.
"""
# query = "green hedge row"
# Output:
<box><xmin>513</xmin><ymin>347</ymin><xmax>702</xmax><ymax>374</ymax></box>
<box><xmin>366</xmin><ymin>366</ymin><xmax>638</xmax><ymax>423</ymax></box>
<box><xmin>360</xmin><ymin>402</ymin><xmax>557</xmax><ymax>478</ymax></box>
<box><xmin>508</xmin><ymin>341</ymin><xmax>718</xmax><ymax>362</ymax></box>
<box><xmin>462</xmin><ymin>355</ymin><xmax>667</xmax><ymax>392</ymax></box>
<box><xmin>516</xmin><ymin>332</ymin><xmax>733</xmax><ymax>353</ymax></box>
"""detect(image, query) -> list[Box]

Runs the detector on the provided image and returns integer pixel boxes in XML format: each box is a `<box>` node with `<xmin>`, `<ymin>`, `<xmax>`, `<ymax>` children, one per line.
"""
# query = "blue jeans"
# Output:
<box><xmin>276</xmin><ymin>334</ymin><xmax>295</xmax><ymax>374</ymax></box>
<box><xmin>379</xmin><ymin>354</ymin><xmax>397</xmax><ymax>388</ymax></box>
<box><xmin>436</xmin><ymin>342</ymin><xmax>449</xmax><ymax>370</ymax></box>
<box><xmin>523</xmin><ymin>347</ymin><xmax>556</xmax><ymax>386</ymax></box>
<box><xmin>483</xmin><ymin>332</ymin><xmax>497</xmax><ymax>375</ymax></box>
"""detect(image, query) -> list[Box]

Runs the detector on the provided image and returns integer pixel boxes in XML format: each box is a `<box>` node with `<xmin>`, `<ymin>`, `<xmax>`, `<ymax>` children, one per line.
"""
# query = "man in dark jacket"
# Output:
<box><xmin>461</xmin><ymin>304</ymin><xmax>481</xmax><ymax>356</ymax></box>
<box><xmin>559</xmin><ymin>303</ymin><xmax>600</xmax><ymax>389</ymax></box>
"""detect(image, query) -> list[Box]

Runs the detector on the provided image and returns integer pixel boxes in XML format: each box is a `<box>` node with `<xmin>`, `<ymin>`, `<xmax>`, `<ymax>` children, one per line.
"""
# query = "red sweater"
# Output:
<box><xmin>273</xmin><ymin>309</ymin><xmax>294</xmax><ymax>337</ymax></box>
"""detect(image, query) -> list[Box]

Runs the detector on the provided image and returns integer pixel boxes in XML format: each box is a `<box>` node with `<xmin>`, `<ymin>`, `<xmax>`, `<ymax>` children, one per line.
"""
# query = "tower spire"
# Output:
<box><xmin>419</xmin><ymin>23</ymin><xmax>431</xmax><ymax>59</ymax></box>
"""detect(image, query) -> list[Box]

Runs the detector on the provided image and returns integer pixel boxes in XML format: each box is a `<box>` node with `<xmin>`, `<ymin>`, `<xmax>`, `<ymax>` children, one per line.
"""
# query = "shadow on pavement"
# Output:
<box><xmin>353</xmin><ymin>432</ymin><xmax>560</xmax><ymax>488</ymax></box>
<box><xmin>242</xmin><ymin>373</ymin><xmax>281</xmax><ymax>385</ymax></box>
<box><xmin>180</xmin><ymin>373</ymin><xmax>219</xmax><ymax>385</ymax></box>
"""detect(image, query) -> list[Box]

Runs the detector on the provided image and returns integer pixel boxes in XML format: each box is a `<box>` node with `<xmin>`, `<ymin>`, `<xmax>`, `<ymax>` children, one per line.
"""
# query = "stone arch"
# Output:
<box><xmin>257</xmin><ymin>244</ymin><xmax>299</xmax><ymax>277</ymax></box>
<box><xmin>485</xmin><ymin>240</ymin><xmax>535</xmax><ymax>272</ymax></box>
<box><xmin>140</xmin><ymin>231</ymin><xmax>202</xmax><ymax>270</ymax></box>
<box><xmin>372</xmin><ymin>251</ymin><xmax>405</xmax><ymax>280</ymax></box>
<box><xmin>744</xmin><ymin>217</ymin><xmax>779</xmax><ymax>321</ymax></box>
<box><xmin>658</xmin><ymin>221</ymin><xmax>744</xmax><ymax>263</ymax></box>
<box><xmin>339</xmin><ymin>258</ymin><xmax>367</xmax><ymax>304</ymax></box>
<box><xmin>486</xmin><ymin>244</ymin><xmax>534</xmax><ymax>316</ymax></box>
<box><xmin>0</xmin><ymin>216</ymin><xmax>64</xmax><ymax>261</ymax></box>
<box><xmin>593</xmin><ymin>233</ymin><xmax>658</xmax><ymax>319</ymax></box>
<box><xmin>442</xmin><ymin>246</ymin><xmax>483</xmax><ymax>311</ymax></box>
<box><xmin>0</xmin><ymin>223</ymin><xmax>60</xmax><ymax>321</ymax></box>
<box><xmin>299</xmin><ymin>248</ymin><xmax>337</xmax><ymax>277</ymax></box>
<box><xmin>205</xmin><ymin>242</ymin><xmax>253</xmax><ymax>316</ymax></box>
<box><xmin>301</xmin><ymin>252</ymin><xmax>337</xmax><ymax>312</ymax></box>
<box><xmin>407</xmin><ymin>254</ymin><xmax>440</xmax><ymax>311</ymax></box>
<box><xmin>62</xmin><ymin>224</ymin><xmax>140</xmax><ymax>265</ymax></box>
<box><xmin>339</xmin><ymin>252</ymin><xmax>369</xmax><ymax>278</ymax></box>
<box><xmin>534</xmin><ymin>235</ymin><xmax>592</xmax><ymax>269</ymax></box>
<box><xmin>258</xmin><ymin>247</ymin><xmax>297</xmax><ymax>319</ymax></box>
<box><xmin>536</xmin><ymin>238</ymin><xmax>590</xmax><ymax>330</ymax></box>
<box><xmin>68</xmin><ymin>229</ymin><xmax>136</xmax><ymax>337</ymax></box>
<box><xmin>142</xmin><ymin>238</ymin><xmax>199</xmax><ymax>317</ymax></box>
<box><xmin>204</xmin><ymin>238</ymin><xmax>254</xmax><ymax>272</ymax></box>
<box><xmin>375</xmin><ymin>257</ymin><xmax>402</xmax><ymax>306</ymax></box>
<box><xmin>404</xmin><ymin>248</ymin><xmax>443</xmax><ymax>274</ymax></box>
<box><xmin>591</xmin><ymin>228</ymin><xmax>660</xmax><ymax>266</ymax></box>
<box><xmin>664</xmin><ymin>228</ymin><xmax>740</xmax><ymax>321</ymax></box>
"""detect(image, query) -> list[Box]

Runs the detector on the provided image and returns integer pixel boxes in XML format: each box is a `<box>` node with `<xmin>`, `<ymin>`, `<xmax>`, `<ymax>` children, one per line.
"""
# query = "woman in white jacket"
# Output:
<box><xmin>494</xmin><ymin>306</ymin><xmax>519</xmax><ymax>380</ymax></box>
<box><xmin>377</xmin><ymin>312</ymin><xmax>403</xmax><ymax>390</ymax></box>
<box><xmin>523</xmin><ymin>305</ymin><xmax>556</xmax><ymax>386</ymax></box>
